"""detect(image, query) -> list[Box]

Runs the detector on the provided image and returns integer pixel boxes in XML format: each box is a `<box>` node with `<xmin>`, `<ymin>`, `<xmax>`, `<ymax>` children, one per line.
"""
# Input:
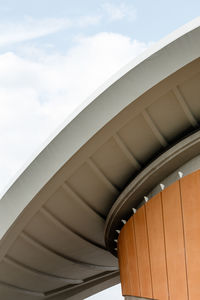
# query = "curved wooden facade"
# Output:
<box><xmin>118</xmin><ymin>169</ymin><xmax>200</xmax><ymax>299</ymax></box>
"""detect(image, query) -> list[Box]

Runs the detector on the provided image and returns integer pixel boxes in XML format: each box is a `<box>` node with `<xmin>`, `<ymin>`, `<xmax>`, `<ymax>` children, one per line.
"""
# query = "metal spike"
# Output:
<box><xmin>116</xmin><ymin>229</ymin><xmax>120</xmax><ymax>234</ymax></box>
<box><xmin>178</xmin><ymin>171</ymin><xmax>183</xmax><ymax>178</ymax></box>
<box><xmin>132</xmin><ymin>208</ymin><xmax>137</xmax><ymax>214</ymax></box>
<box><xmin>160</xmin><ymin>183</ymin><xmax>165</xmax><ymax>190</ymax></box>
<box><xmin>121</xmin><ymin>219</ymin><xmax>126</xmax><ymax>224</ymax></box>
<box><xmin>144</xmin><ymin>196</ymin><xmax>149</xmax><ymax>202</ymax></box>
<box><xmin>114</xmin><ymin>248</ymin><xmax>118</xmax><ymax>251</ymax></box>
<box><xmin>114</xmin><ymin>239</ymin><xmax>118</xmax><ymax>243</ymax></box>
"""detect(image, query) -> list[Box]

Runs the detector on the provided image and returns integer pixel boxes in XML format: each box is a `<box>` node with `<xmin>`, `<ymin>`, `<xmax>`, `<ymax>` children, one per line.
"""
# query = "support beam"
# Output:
<box><xmin>142</xmin><ymin>110</ymin><xmax>168</xmax><ymax>147</ymax></box>
<box><xmin>113</xmin><ymin>133</ymin><xmax>141</xmax><ymax>170</ymax></box>
<box><xmin>21</xmin><ymin>232</ymin><xmax>117</xmax><ymax>272</ymax></box>
<box><xmin>173</xmin><ymin>86</ymin><xmax>198</xmax><ymax>128</ymax></box>
<box><xmin>87</xmin><ymin>158</ymin><xmax>120</xmax><ymax>194</ymax></box>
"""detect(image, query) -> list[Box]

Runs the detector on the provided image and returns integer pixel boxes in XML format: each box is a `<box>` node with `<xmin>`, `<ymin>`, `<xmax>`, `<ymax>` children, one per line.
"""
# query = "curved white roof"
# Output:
<box><xmin>1</xmin><ymin>18</ymin><xmax>200</xmax><ymax>299</ymax></box>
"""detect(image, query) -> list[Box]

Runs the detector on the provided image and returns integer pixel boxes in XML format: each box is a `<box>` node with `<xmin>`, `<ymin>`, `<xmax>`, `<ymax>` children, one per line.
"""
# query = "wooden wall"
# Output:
<box><xmin>118</xmin><ymin>170</ymin><xmax>200</xmax><ymax>299</ymax></box>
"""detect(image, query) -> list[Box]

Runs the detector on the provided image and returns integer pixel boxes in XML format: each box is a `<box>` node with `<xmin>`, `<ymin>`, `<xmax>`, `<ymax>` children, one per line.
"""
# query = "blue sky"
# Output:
<box><xmin>0</xmin><ymin>0</ymin><xmax>199</xmax><ymax>54</ymax></box>
<box><xmin>0</xmin><ymin>0</ymin><xmax>199</xmax><ymax>37</ymax></box>
<box><xmin>0</xmin><ymin>1</ymin><xmax>200</xmax><ymax>299</ymax></box>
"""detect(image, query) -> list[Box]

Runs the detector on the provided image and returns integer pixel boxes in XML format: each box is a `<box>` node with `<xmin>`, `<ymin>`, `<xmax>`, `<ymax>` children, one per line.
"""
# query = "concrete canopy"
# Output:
<box><xmin>1</xmin><ymin>18</ymin><xmax>200</xmax><ymax>299</ymax></box>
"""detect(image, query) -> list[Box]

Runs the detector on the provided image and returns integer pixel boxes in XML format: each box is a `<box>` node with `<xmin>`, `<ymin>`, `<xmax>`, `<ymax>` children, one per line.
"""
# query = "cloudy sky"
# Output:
<box><xmin>0</xmin><ymin>0</ymin><xmax>200</xmax><ymax>299</ymax></box>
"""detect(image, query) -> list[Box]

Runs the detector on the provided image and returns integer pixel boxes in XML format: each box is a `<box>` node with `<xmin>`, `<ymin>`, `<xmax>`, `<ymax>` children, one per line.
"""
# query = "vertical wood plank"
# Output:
<box><xmin>126</xmin><ymin>217</ymin><xmax>141</xmax><ymax>296</ymax></box>
<box><xmin>118</xmin><ymin>217</ymin><xmax>141</xmax><ymax>296</ymax></box>
<box><xmin>118</xmin><ymin>225</ymin><xmax>131</xmax><ymax>295</ymax></box>
<box><xmin>162</xmin><ymin>181</ymin><xmax>188</xmax><ymax>299</ymax></box>
<box><xmin>145</xmin><ymin>193</ymin><xmax>169</xmax><ymax>300</ymax></box>
<box><xmin>134</xmin><ymin>206</ymin><xmax>153</xmax><ymax>298</ymax></box>
<box><xmin>180</xmin><ymin>170</ymin><xmax>200</xmax><ymax>299</ymax></box>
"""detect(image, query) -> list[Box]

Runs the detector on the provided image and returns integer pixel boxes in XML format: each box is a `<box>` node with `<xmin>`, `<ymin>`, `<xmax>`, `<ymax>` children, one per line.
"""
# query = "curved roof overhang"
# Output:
<box><xmin>1</xmin><ymin>18</ymin><xmax>200</xmax><ymax>300</ymax></box>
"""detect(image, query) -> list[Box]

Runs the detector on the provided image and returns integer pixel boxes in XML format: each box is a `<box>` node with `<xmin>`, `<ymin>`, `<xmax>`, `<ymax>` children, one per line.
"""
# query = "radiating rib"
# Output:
<box><xmin>62</xmin><ymin>182</ymin><xmax>106</xmax><ymax>221</ymax></box>
<box><xmin>143</xmin><ymin>110</ymin><xmax>168</xmax><ymax>147</ymax></box>
<box><xmin>40</xmin><ymin>207</ymin><xmax>106</xmax><ymax>250</ymax></box>
<box><xmin>0</xmin><ymin>280</ymin><xmax>44</xmax><ymax>297</ymax></box>
<box><xmin>4</xmin><ymin>256</ymin><xmax>83</xmax><ymax>285</ymax></box>
<box><xmin>173</xmin><ymin>86</ymin><xmax>198</xmax><ymax>127</ymax></box>
<box><xmin>113</xmin><ymin>133</ymin><xmax>141</xmax><ymax>170</ymax></box>
<box><xmin>45</xmin><ymin>270</ymin><xmax>120</xmax><ymax>297</ymax></box>
<box><xmin>21</xmin><ymin>232</ymin><xmax>117</xmax><ymax>272</ymax></box>
<box><xmin>87</xmin><ymin>158</ymin><xmax>120</xmax><ymax>193</ymax></box>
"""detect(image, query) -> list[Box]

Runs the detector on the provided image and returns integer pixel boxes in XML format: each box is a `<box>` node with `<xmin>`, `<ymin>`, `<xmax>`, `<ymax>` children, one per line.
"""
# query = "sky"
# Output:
<box><xmin>0</xmin><ymin>0</ymin><xmax>200</xmax><ymax>299</ymax></box>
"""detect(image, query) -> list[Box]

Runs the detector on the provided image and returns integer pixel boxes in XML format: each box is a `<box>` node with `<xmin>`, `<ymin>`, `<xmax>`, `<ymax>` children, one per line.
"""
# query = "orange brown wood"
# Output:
<box><xmin>180</xmin><ymin>170</ymin><xmax>200</xmax><ymax>299</ymax></box>
<box><xmin>118</xmin><ymin>217</ymin><xmax>140</xmax><ymax>296</ymax></box>
<box><xmin>134</xmin><ymin>206</ymin><xmax>152</xmax><ymax>298</ymax></box>
<box><xmin>162</xmin><ymin>181</ymin><xmax>188</xmax><ymax>299</ymax></box>
<box><xmin>146</xmin><ymin>193</ymin><xmax>168</xmax><ymax>300</ymax></box>
<box><xmin>118</xmin><ymin>169</ymin><xmax>200</xmax><ymax>300</ymax></box>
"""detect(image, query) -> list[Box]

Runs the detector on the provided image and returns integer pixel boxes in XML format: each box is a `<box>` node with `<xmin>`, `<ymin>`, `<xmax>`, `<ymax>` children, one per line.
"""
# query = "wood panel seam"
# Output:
<box><xmin>160</xmin><ymin>191</ymin><xmax>170</xmax><ymax>300</ymax></box>
<box><xmin>144</xmin><ymin>205</ymin><xmax>154</xmax><ymax>299</ymax></box>
<box><xmin>132</xmin><ymin>217</ymin><xmax>141</xmax><ymax>297</ymax></box>
<box><xmin>179</xmin><ymin>179</ymin><xmax>190</xmax><ymax>300</ymax></box>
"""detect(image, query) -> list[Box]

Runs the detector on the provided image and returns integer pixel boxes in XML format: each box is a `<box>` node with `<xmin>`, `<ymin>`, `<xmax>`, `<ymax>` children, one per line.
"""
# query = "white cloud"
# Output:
<box><xmin>0</xmin><ymin>15</ymin><xmax>102</xmax><ymax>47</ymax></box>
<box><xmin>0</xmin><ymin>32</ymin><xmax>149</xmax><ymax>195</ymax></box>
<box><xmin>0</xmin><ymin>2</ymin><xmax>138</xmax><ymax>48</ymax></box>
<box><xmin>102</xmin><ymin>2</ymin><xmax>136</xmax><ymax>21</ymax></box>
<box><xmin>0</xmin><ymin>17</ymin><xmax>71</xmax><ymax>46</ymax></box>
